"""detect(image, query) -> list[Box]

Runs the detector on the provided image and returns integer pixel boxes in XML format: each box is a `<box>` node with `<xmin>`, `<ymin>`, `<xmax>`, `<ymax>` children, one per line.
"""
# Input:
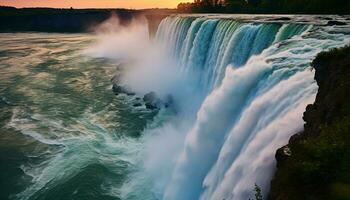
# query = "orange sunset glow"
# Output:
<box><xmin>1</xmin><ymin>0</ymin><xmax>192</xmax><ymax>9</ymax></box>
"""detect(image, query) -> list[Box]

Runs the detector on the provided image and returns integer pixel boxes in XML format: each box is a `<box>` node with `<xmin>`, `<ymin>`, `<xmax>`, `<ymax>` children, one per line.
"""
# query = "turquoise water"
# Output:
<box><xmin>151</xmin><ymin>16</ymin><xmax>350</xmax><ymax>200</ymax></box>
<box><xmin>1</xmin><ymin>15</ymin><xmax>350</xmax><ymax>200</ymax></box>
<box><xmin>0</xmin><ymin>33</ymin><xmax>156</xmax><ymax>200</ymax></box>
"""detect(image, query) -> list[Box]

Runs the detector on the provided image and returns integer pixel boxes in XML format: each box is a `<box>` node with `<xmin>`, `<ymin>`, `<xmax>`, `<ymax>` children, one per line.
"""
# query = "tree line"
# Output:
<box><xmin>177</xmin><ymin>0</ymin><xmax>350</xmax><ymax>14</ymax></box>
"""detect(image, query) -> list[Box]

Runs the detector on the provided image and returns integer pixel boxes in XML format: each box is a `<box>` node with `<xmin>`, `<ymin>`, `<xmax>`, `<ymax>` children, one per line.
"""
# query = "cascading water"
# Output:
<box><xmin>1</xmin><ymin>15</ymin><xmax>349</xmax><ymax>200</ymax></box>
<box><xmin>131</xmin><ymin>15</ymin><xmax>350</xmax><ymax>200</ymax></box>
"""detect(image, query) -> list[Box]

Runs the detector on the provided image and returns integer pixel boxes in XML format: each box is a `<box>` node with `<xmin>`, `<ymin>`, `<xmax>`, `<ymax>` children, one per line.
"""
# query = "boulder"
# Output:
<box><xmin>143</xmin><ymin>92</ymin><xmax>157</xmax><ymax>103</ymax></box>
<box><xmin>142</xmin><ymin>92</ymin><xmax>175</xmax><ymax>110</ymax></box>
<box><xmin>133</xmin><ymin>103</ymin><xmax>142</xmax><ymax>107</ymax></box>
<box><xmin>275</xmin><ymin>145</ymin><xmax>292</xmax><ymax>163</ymax></box>
<box><xmin>145</xmin><ymin>102</ymin><xmax>158</xmax><ymax>110</ymax></box>
<box><xmin>112</xmin><ymin>84</ymin><xmax>135</xmax><ymax>96</ymax></box>
<box><xmin>143</xmin><ymin>92</ymin><xmax>161</xmax><ymax>110</ymax></box>
<box><xmin>126</xmin><ymin>92</ymin><xmax>135</xmax><ymax>96</ymax></box>
<box><xmin>112</xmin><ymin>84</ymin><xmax>127</xmax><ymax>95</ymax></box>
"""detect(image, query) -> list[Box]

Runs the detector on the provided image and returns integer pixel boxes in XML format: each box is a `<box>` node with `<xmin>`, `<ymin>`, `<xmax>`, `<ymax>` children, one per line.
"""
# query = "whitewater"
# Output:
<box><xmin>132</xmin><ymin>15</ymin><xmax>350</xmax><ymax>200</ymax></box>
<box><xmin>1</xmin><ymin>15</ymin><xmax>349</xmax><ymax>200</ymax></box>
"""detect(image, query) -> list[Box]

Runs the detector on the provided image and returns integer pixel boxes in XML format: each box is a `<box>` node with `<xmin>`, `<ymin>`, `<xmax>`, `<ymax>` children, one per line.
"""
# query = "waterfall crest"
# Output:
<box><xmin>136</xmin><ymin>16</ymin><xmax>350</xmax><ymax>200</ymax></box>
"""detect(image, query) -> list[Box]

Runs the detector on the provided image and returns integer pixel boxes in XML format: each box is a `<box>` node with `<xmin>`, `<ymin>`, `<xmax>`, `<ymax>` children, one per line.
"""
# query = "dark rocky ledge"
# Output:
<box><xmin>269</xmin><ymin>46</ymin><xmax>350</xmax><ymax>200</ymax></box>
<box><xmin>111</xmin><ymin>73</ymin><xmax>173</xmax><ymax>111</ymax></box>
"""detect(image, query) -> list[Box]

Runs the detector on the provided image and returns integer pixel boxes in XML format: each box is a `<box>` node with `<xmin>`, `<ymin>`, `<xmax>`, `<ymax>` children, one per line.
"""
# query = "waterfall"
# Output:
<box><xmin>134</xmin><ymin>16</ymin><xmax>350</xmax><ymax>200</ymax></box>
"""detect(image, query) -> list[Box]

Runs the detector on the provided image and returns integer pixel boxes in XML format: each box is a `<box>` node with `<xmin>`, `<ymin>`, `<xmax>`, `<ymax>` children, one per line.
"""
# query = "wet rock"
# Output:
<box><xmin>327</xmin><ymin>20</ymin><xmax>347</xmax><ymax>26</ymax></box>
<box><xmin>143</xmin><ymin>92</ymin><xmax>157</xmax><ymax>103</ymax></box>
<box><xmin>145</xmin><ymin>102</ymin><xmax>158</xmax><ymax>110</ymax></box>
<box><xmin>126</xmin><ymin>92</ymin><xmax>135</xmax><ymax>96</ymax></box>
<box><xmin>288</xmin><ymin>132</ymin><xmax>303</xmax><ymax>144</ymax></box>
<box><xmin>133</xmin><ymin>103</ymin><xmax>142</xmax><ymax>107</ymax></box>
<box><xmin>270</xmin><ymin>46</ymin><xmax>350</xmax><ymax>200</ymax></box>
<box><xmin>112</xmin><ymin>84</ymin><xmax>127</xmax><ymax>95</ymax></box>
<box><xmin>143</xmin><ymin>92</ymin><xmax>162</xmax><ymax>110</ymax></box>
<box><xmin>142</xmin><ymin>92</ymin><xmax>175</xmax><ymax>110</ymax></box>
<box><xmin>112</xmin><ymin>83</ymin><xmax>135</xmax><ymax>96</ymax></box>
<box><xmin>275</xmin><ymin>145</ymin><xmax>292</xmax><ymax>163</ymax></box>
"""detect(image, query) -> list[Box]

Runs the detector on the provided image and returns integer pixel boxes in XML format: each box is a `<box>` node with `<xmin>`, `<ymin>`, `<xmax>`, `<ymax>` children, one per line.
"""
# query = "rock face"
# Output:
<box><xmin>112</xmin><ymin>84</ymin><xmax>135</xmax><ymax>95</ymax></box>
<box><xmin>143</xmin><ymin>92</ymin><xmax>161</xmax><ymax>110</ymax></box>
<box><xmin>111</xmin><ymin>72</ymin><xmax>136</xmax><ymax>96</ymax></box>
<box><xmin>112</xmin><ymin>83</ymin><xmax>174</xmax><ymax>110</ymax></box>
<box><xmin>269</xmin><ymin>46</ymin><xmax>350</xmax><ymax>200</ymax></box>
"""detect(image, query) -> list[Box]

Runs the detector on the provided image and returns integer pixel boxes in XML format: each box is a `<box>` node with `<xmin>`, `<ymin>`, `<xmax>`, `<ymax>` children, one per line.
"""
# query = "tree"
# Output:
<box><xmin>254</xmin><ymin>184</ymin><xmax>263</xmax><ymax>200</ymax></box>
<box><xmin>249</xmin><ymin>184</ymin><xmax>263</xmax><ymax>200</ymax></box>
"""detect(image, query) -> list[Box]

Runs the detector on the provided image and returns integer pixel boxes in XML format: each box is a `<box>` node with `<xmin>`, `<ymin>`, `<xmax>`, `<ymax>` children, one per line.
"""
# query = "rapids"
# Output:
<box><xmin>0</xmin><ymin>15</ymin><xmax>349</xmax><ymax>200</ymax></box>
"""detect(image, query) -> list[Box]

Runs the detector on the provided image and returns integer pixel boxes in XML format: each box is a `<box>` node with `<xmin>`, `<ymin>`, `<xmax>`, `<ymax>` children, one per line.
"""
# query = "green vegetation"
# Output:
<box><xmin>269</xmin><ymin>46</ymin><xmax>350</xmax><ymax>200</ymax></box>
<box><xmin>249</xmin><ymin>184</ymin><xmax>263</xmax><ymax>200</ymax></box>
<box><xmin>177</xmin><ymin>0</ymin><xmax>350</xmax><ymax>14</ymax></box>
<box><xmin>254</xmin><ymin>184</ymin><xmax>263</xmax><ymax>200</ymax></box>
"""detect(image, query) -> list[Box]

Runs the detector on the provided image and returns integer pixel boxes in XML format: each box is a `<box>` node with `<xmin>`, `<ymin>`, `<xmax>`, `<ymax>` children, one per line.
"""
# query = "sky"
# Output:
<box><xmin>0</xmin><ymin>0</ymin><xmax>193</xmax><ymax>9</ymax></box>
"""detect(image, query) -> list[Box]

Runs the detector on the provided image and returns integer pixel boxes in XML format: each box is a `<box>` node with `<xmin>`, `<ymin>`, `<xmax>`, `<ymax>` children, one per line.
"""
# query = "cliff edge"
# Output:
<box><xmin>269</xmin><ymin>46</ymin><xmax>350</xmax><ymax>200</ymax></box>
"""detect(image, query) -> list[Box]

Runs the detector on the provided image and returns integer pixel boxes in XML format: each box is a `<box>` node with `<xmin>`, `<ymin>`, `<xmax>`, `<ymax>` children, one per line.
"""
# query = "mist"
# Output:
<box><xmin>84</xmin><ymin>14</ymin><xmax>191</xmax><ymax>102</ymax></box>
<box><xmin>82</xmin><ymin>15</ymin><xmax>348</xmax><ymax>200</ymax></box>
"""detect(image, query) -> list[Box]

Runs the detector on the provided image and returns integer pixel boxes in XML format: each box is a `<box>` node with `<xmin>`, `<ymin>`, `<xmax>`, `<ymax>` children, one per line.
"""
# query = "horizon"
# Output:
<box><xmin>0</xmin><ymin>0</ymin><xmax>192</xmax><ymax>9</ymax></box>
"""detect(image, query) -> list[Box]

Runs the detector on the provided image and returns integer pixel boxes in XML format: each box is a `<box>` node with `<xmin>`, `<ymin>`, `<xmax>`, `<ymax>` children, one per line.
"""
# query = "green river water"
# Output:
<box><xmin>0</xmin><ymin>33</ymin><xmax>157</xmax><ymax>200</ymax></box>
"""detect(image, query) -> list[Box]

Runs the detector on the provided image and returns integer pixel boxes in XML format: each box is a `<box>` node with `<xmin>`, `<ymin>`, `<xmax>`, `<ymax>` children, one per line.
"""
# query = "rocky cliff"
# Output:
<box><xmin>269</xmin><ymin>46</ymin><xmax>350</xmax><ymax>200</ymax></box>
